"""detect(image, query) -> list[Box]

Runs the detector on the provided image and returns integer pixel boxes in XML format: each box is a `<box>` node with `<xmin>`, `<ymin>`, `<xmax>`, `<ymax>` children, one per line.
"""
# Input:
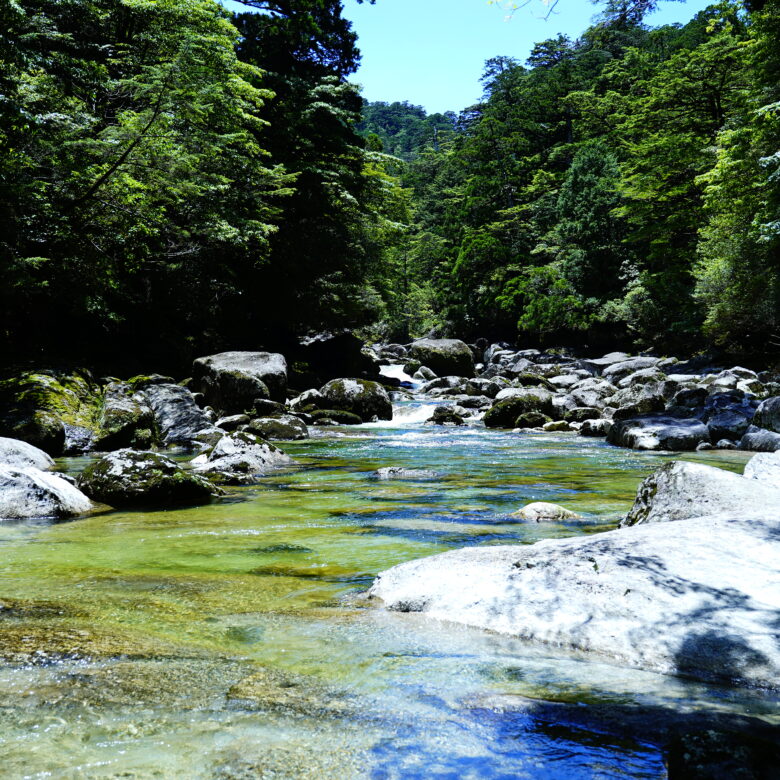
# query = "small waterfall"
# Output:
<box><xmin>379</xmin><ymin>362</ymin><xmax>421</xmax><ymax>388</ymax></box>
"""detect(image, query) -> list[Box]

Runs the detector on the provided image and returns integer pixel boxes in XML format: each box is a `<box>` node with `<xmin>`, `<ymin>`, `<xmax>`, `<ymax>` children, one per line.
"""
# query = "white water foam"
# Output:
<box><xmin>379</xmin><ymin>362</ymin><xmax>420</xmax><ymax>388</ymax></box>
<box><xmin>362</xmin><ymin>401</ymin><xmax>440</xmax><ymax>429</ymax></box>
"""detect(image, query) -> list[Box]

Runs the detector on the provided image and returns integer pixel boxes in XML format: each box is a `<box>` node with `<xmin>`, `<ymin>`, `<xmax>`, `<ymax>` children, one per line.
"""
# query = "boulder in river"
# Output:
<box><xmin>510</xmin><ymin>502</ymin><xmax>582</xmax><ymax>522</ymax></box>
<box><xmin>368</xmin><ymin>469</ymin><xmax>780</xmax><ymax>688</ymax></box>
<box><xmin>0</xmin><ymin>465</ymin><xmax>93</xmax><ymax>520</ymax></box>
<box><xmin>193</xmin><ymin>351</ymin><xmax>288</xmax><ymax>410</ymax></box>
<box><xmin>143</xmin><ymin>383</ymin><xmax>218</xmax><ymax>447</ymax></box>
<box><xmin>409</xmin><ymin>339</ymin><xmax>474</xmax><ymax>378</ymax></box>
<box><xmin>191</xmin><ymin>432</ymin><xmax>292</xmax><ymax>484</ymax></box>
<box><xmin>740</xmin><ymin>425</ymin><xmax>780</xmax><ymax>452</ymax></box>
<box><xmin>93</xmin><ymin>382</ymin><xmax>155</xmax><ymax>451</ymax></box>
<box><xmin>79</xmin><ymin>449</ymin><xmax>219</xmax><ymax>507</ymax></box>
<box><xmin>319</xmin><ymin>378</ymin><xmax>392</xmax><ymax>422</ymax></box>
<box><xmin>428</xmin><ymin>406</ymin><xmax>465</xmax><ymax>426</ymax></box>
<box><xmin>607</xmin><ymin>415</ymin><xmax>709</xmax><ymax>451</ymax></box>
<box><xmin>0</xmin><ymin>437</ymin><xmax>54</xmax><ymax>470</ymax></box>
<box><xmin>483</xmin><ymin>390</ymin><xmax>554</xmax><ymax>428</ymax></box>
<box><xmin>246</xmin><ymin>415</ymin><xmax>309</xmax><ymax>441</ymax></box>
<box><xmin>622</xmin><ymin>461</ymin><xmax>780</xmax><ymax>526</ymax></box>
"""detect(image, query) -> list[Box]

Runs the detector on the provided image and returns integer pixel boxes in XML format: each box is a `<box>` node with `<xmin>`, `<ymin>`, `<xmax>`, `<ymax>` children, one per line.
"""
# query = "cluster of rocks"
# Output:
<box><xmin>378</xmin><ymin>339</ymin><xmax>780</xmax><ymax>452</ymax></box>
<box><xmin>369</xmin><ymin>450</ymin><xmax>780</xmax><ymax>690</ymax></box>
<box><xmin>0</xmin><ymin>343</ymin><xmax>398</xmax><ymax>521</ymax></box>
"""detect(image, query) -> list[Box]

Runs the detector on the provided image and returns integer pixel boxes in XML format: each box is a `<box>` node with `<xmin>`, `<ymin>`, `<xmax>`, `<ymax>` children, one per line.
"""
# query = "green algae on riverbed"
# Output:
<box><xmin>0</xmin><ymin>416</ymin><xmax>771</xmax><ymax>777</ymax></box>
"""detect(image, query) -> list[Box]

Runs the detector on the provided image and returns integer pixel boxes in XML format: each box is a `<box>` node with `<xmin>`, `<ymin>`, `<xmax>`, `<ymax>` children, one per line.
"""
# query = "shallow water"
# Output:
<box><xmin>0</xmin><ymin>398</ymin><xmax>775</xmax><ymax>778</ymax></box>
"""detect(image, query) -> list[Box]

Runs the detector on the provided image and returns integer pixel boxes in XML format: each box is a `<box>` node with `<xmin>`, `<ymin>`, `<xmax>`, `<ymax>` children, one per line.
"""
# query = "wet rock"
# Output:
<box><xmin>79</xmin><ymin>449</ymin><xmax>219</xmax><ymax>507</ymax></box>
<box><xmin>308</xmin><ymin>409</ymin><xmax>363</xmax><ymax>425</ymax></box>
<box><xmin>510</xmin><ymin>502</ymin><xmax>582</xmax><ymax>522</ymax></box>
<box><xmin>413</xmin><ymin>366</ymin><xmax>437</xmax><ymax>381</ymax></box>
<box><xmin>0</xmin><ymin>465</ymin><xmax>92</xmax><ymax>520</ymax></box>
<box><xmin>409</xmin><ymin>338</ymin><xmax>475</xmax><ymax>378</ymax></box>
<box><xmin>514</xmin><ymin>411</ymin><xmax>552</xmax><ymax>429</ymax></box>
<box><xmin>288</xmin><ymin>389</ymin><xmax>325</xmax><ymax>413</ymax></box>
<box><xmin>607</xmin><ymin>416</ymin><xmax>709</xmax><ymax>451</ymax></box>
<box><xmin>580</xmin><ymin>418</ymin><xmax>612</xmax><ymax>437</ymax></box>
<box><xmin>622</xmin><ymin>461</ymin><xmax>780</xmax><ymax>526</ymax></box>
<box><xmin>371</xmin><ymin>467</ymin><xmax>440</xmax><ymax>480</ymax></box>
<box><xmin>428</xmin><ymin>406</ymin><xmax>465</xmax><ymax>426</ymax></box>
<box><xmin>247</xmin><ymin>415</ymin><xmax>309</xmax><ymax>441</ymax></box>
<box><xmin>143</xmin><ymin>383</ymin><xmax>217</xmax><ymax>447</ymax></box>
<box><xmin>0</xmin><ymin>436</ymin><xmax>54</xmax><ymax>470</ymax></box>
<box><xmin>564</xmin><ymin>407</ymin><xmax>602</xmax><ymax>423</ymax></box>
<box><xmin>319</xmin><ymin>378</ymin><xmax>392</xmax><ymax>422</ymax></box>
<box><xmin>191</xmin><ymin>432</ymin><xmax>292</xmax><ymax>485</ymax></box>
<box><xmin>253</xmin><ymin>398</ymin><xmax>287</xmax><ymax>417</ymax></box>
<box><xmin>542</xmin><ymin>420</ymin><xmax>572</xmax><ymax>432</ymax></box>
<box><xmin>63</xmin><ymin>423</ymin><xmax>94</xmax><ymax>454</ymax></box>
<box><xmin>193</xmin><ymin>351</ymin><xmax>288</xmax><ymax>409</ymax></box>
<box><xmin>484</xmin><ymin>390</ymin><xmax>554</xmax><ymax>428</ymax></box>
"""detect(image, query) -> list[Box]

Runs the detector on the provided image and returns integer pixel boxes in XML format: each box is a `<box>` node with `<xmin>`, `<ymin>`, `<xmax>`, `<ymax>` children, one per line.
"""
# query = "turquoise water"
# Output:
<box><xmin>0</xmin><ymin>398</ymin><xmax>775</xmax><ymax>778</ymax></box>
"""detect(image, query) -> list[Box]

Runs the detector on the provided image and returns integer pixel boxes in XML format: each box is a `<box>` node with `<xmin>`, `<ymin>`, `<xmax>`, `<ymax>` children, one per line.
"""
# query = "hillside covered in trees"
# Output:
<box><xmin>1</xmin><ymin>0</ymin><xmax>779</xmax><ymax>367</ymax></box>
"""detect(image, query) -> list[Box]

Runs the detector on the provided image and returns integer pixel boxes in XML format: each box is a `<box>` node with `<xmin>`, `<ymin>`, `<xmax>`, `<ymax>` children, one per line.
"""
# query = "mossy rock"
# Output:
<box><xmin>484</xmin><ymin>392</ymin><xmax>553</xmax><ymax>428</ymax></box>
<box><xmin>79</xmin><ymin>449</ymin><xmax>220</xmax><ymax>507</ymax></box>
<box><xmin>309</xmin><ymin>409</ymin><xmax>363</xmax><ymax>425</ymax></box>
<box><xmin>0</xmin><ymin>369</ymin><xmax>101</xmax><ymax>455</ymax></box>
<box><xmin>403</xmin><ymin>360</ymin><xmax>422</xmax><ymax>375</ymax></box>
<box><xmin>319</xmin><ymin>378</ymin><xmax>392</xmax><ymax>422</ymax></box>
<box><xmin>514</xmin><ymin>412</ymin><xmax>552</xmax><ymax>428</ymax></box>
<box><xmin>513</xmin><ymin>373</ymin><xmax>555</xmax><ymax>391</ymax></box>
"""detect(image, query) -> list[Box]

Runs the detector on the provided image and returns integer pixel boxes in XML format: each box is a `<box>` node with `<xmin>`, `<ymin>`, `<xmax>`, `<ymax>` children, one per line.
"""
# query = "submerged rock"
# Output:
<box><xmin>191</xmin><ymin>432</ymin><xmax>292</xmax><ymax>484</ymax></box>
<box><xmin>0</xmin><ymin>436</ymin><xmax>54</xmax><ymax>470</ymax></box>
<box><xmin>79</xmin><ymin>449</ymin><xmax>218</xmax><ymax>507</ymax></box>
<box><xmin>409</xmin><ymin>338</ymin><xmax>475</xmax><ymax>378</ymax></box>
<box><xmin>371</xmin><ymin>467</ymin><xmax>440</xmax><ymax>481</ymax></box>
<box><xmin>319</xmin><ymin>378</ymin><xmax>392</xmax><ymax>422</ymax></box>
<box><xmin>0</xmin><ymin>465</ymin><xmax>92</xmax><ymax>520</ymax></box>
<box><xmin>510</xmin><ymin>502</ymin><xmax>582</xmax><ymax>522</ymax></box>
<box><xmin>193</xmin><ymin>351</ymin><xmax>288</xmax><ymax>409</ymax></box>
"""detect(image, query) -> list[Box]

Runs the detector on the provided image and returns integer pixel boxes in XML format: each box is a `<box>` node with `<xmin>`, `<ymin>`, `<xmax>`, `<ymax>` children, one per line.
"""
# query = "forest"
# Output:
<box><xmin>1</xmin><ymin>0</ymin><xmax>778</xmax><ymax>368</ymax></box>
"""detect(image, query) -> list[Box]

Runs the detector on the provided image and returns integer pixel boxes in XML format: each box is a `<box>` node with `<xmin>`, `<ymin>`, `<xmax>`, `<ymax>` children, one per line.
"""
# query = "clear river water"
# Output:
<box><xmin>1</xmin><ymin>384</ymin><xmax>778</xmax><ymax>778</ymax></box>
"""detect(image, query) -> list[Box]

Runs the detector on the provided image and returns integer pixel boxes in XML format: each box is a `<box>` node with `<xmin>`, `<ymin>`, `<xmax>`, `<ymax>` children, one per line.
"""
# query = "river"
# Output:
<box><xmin>0</xmin><ymin>375</ymin><xmax>777</xmax><ymax>778</ymax></box>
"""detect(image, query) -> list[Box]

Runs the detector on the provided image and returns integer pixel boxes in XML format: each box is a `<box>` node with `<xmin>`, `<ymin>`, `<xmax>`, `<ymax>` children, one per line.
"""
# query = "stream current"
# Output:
<box><xmin>0</xmin><ymin>369</ymin><xmax>778</xmax><ymax>778</ymax></box>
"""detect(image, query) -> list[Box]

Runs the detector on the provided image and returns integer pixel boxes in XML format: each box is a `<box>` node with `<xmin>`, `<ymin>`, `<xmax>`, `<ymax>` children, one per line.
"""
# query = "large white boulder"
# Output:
<box><xmin>369</xmin><ymin>513</ymin><xmax>780</xmax><ymax>688</ymax></box>
<box><xmin>744</xmin><ymin>452</ymin><xmax>780</xmax><ymax>488</ymax></box>
<box><xmin>0</xmin><ymin>466</ymin><xmax>92</xmax><ymax>520</ymax></box>
<box><xmin>369</xmin><ymin>460</ymin><xmax>780</xmax><ymax>688</ymax></box>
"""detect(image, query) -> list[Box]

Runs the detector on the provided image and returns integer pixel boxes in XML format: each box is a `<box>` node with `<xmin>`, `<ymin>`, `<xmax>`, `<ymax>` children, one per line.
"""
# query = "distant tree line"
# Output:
<box><xmin>365</xmin><ymin>0</ymin><xmax>780</xmax><ymax>357</ymax></box>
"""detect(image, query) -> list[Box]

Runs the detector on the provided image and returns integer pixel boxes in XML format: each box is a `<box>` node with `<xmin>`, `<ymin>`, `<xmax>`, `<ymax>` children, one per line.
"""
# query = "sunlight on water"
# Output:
<box><xmin>0</xmin><ymin>393</ymin><xmax>772</xmax><ymax>778</ymax></box>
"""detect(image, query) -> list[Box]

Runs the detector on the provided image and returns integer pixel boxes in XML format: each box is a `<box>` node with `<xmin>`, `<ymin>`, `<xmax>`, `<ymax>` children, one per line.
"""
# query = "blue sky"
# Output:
<box><xmin>221</xmin><ymin>0</ymin><xmax>716</xmax><ymax>114</ymax></box>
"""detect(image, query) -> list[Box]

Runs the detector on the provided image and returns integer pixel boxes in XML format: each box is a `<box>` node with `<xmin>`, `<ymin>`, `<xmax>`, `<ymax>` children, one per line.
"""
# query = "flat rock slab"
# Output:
<box><xmin>369</xmin><ymin>514</ymin><xmax>780</xmax><ymax>688</ymax></box>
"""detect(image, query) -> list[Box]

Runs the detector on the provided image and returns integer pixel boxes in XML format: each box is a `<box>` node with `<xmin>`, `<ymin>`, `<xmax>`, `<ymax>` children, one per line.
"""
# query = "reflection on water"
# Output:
<box><xmin>0</xmin><ymin>399</ymin><xmax>772</xmax><ymax>778</ymax></box>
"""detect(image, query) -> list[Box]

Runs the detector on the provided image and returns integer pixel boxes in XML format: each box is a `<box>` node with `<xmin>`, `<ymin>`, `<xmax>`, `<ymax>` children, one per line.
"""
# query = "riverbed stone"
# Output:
<box><xmin>0</xmin><ymin>465</ymin><xmax>93</xmax><ymax>520</ymax></box>
<box><xmin>409</xmin><ymin>339</ymin><xmax>474</xmax><ymax>378</ymax></box>
<box><xmin>79</xmin><ymin>449</ymin><xmax>218</xmax><ymax>507</ymax></box>
<box><xmin>93</xmin><ymin>382</ymin><xmax>155</xmax><ymax>451</ymax></box>
<box><xmin>0</xmin><ymin>437</ymin><xmax>54</xmax><ymax>470</ymax></box>
<box><xmin>191</xmin><ymin>432</ymin><xmax>292</xmax><ymax>484</ymax></box>
<box><xmin>193</xmin><ymin>351</ymin><xmax>288</xmax><ymax>409</ymax></box>
<box><xmin>579</xmin><ymin>418</ymin><xmax>612</xmax><ymax>437</ymax></box>
<box><xmin>510</xmin><ymin>502</ymin><xmax>582</xmax><ymax>522</ymax></box>
<box><xmin>371</xmin><ymin>467</ymin><xmax>440</xmax><ymax>480</ymax></box>
<box><xmin>319</xmin><ymin>378</ymin><xmax>392</xmax><ymax>422</ymax></box>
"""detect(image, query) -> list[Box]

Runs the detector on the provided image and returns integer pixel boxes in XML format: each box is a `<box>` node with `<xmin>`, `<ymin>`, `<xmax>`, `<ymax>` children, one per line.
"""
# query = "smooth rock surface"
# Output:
<box><xmin>0</xmin><ymin>466</ymin><xmax>92</xmax><ymax>520</ymax></box>
<box><xmin>409</xmin><ymin>339</ymin><xmax>474</xmax><ymax>378</ymax></box>
<box><xmin>740</xmin><ymin>425</ymin><xmax>780</xmax><ymax>452</ymax></box>
<box><xmin>319</xmin><ymin>379</ymin><xmax>392</xmax><ymax>422</ymax></box>
<box><xmin>622</xmin><ymin>461</ymin><xmax>780</xmax><ymax>526</ymax></box>
<box><xmin>607</xmin><ymin>415</ymin><xmax>709</xmax><ymax>451</ymax></box>
<box><xmin>0</xmin><ymin>437</ymin><xmax>54</xmax><ymax>470</ymax></box>
<box><xmin>143</xmin><ymin>384</ymin><xmax>217</xmax><ymax>447</ymax></box>
<box><xmin>247</xmin><ymin>415</ymin><xmax>309</xmax><ymax>441</ymax></box>
<box><xmin>193</xmin><ymin>351</ymin><xmax>288</xmax><ymax>408</ymax></box>
<box><xmin>744</xmin><ymin>452</ymin><xmax>780</xmax><ymax>488</ymax></box>
<box><xmin>369</xmin><ymin>513</ymin><xmax>780</xmax><ymax>688</ymax></box>
<box><xmin>509</xmin><ymin>502</ymin><xmax>582</xmax><ymax>522</ymax></box>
